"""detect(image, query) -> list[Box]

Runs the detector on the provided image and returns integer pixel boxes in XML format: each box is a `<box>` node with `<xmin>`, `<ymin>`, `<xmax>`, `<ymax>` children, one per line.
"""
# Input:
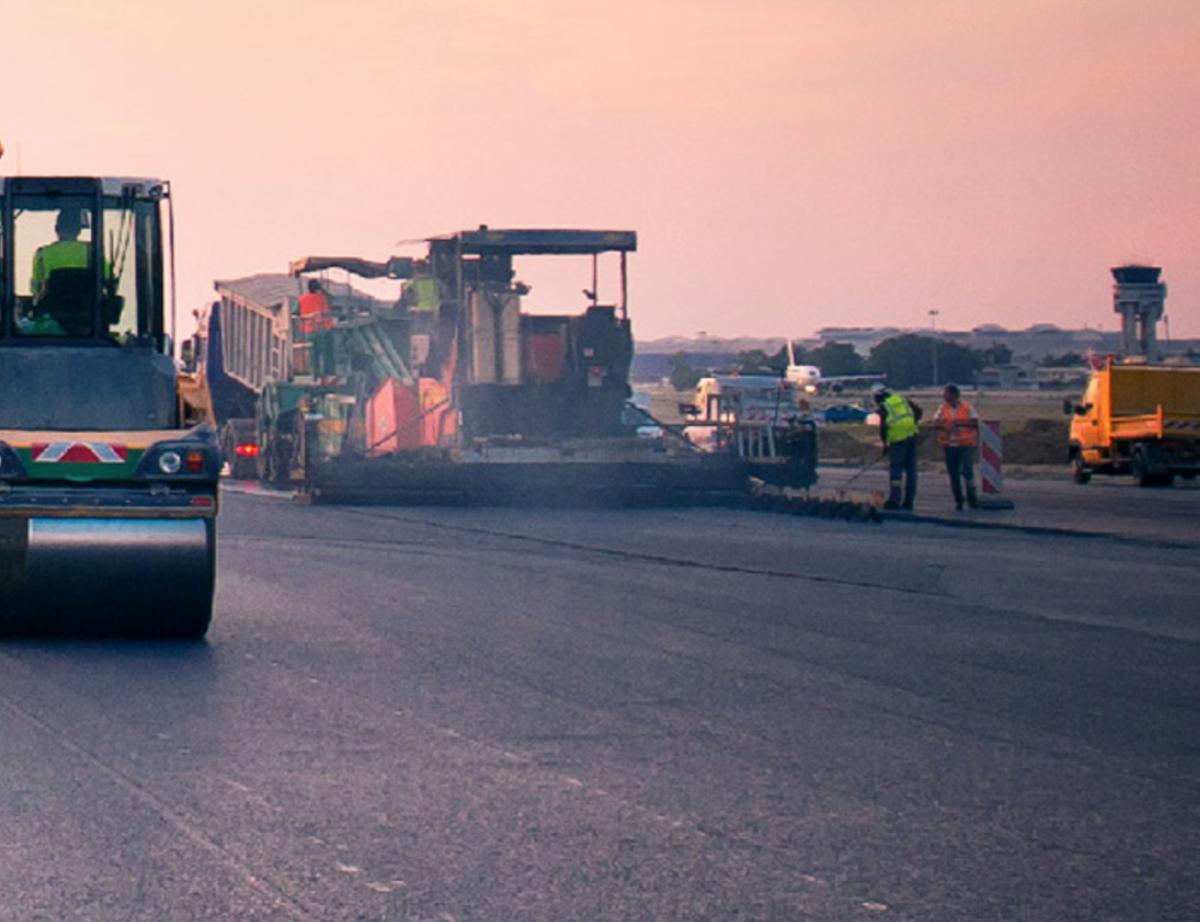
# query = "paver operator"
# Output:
<box><xmin>872</xmin><ymin>382</ymin><xmax>922</xmax><ymax>510</ymax></box>
<box><xmin>298</xmin><ymin>278</ymin><xmax>335</xmax><ymax>377</ymax></box>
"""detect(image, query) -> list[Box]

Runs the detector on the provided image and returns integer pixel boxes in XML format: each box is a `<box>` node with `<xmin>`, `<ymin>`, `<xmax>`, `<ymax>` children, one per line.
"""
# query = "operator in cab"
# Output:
<box><xmin>30</xmin><ymin>208</ymin><xmax>90</xmax><ymax>302</ymax></box>
<box><xmin>22</xmin><ymin>207</ymin><xmax>103</xmax><ymax>336</ymax></box>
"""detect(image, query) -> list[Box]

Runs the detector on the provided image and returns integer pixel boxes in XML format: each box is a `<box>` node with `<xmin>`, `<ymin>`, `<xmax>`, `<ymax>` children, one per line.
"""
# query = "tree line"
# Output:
<box><xmin>669</xmin><ymin>336</ymin><xmax>1015</xmax><ymax>391</ymax></box>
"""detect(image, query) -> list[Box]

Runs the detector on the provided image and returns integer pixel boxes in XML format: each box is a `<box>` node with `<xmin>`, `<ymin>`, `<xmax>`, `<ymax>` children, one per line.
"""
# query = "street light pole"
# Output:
<box><xmin>928</xmin><ymin>309</ymin><xmax>940</xmax><ymax>386</ymax></box>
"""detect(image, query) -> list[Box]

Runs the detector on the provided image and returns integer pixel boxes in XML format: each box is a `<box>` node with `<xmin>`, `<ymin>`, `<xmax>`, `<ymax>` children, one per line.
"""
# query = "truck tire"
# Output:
<box><xmin>1131</xmin><ymin>447</ymin><xmax>1152</xmax><ymax>486</ymax></box>
<box><xmin>1132</xmin><ymin>445</ymin><xmax>1173</xmax><ymax>487</ymax></box>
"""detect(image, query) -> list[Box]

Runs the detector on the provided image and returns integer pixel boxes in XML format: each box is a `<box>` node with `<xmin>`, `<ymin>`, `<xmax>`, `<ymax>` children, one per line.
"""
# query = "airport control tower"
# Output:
<box><xmin>1112</xmin><ymin>265</ymin><xmax>1166</xmax><ymax>361</ymax></box>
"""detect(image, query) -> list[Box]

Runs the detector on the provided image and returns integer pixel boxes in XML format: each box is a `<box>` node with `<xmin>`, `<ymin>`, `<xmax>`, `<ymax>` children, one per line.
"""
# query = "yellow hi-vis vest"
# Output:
<box><xmin>31</xmin><ymin>240</ymin><xmax>91</xmax><ymax>297</ymax></box>
<box><xmin>883</xmin><ymin>392</ymin><xmax>918</xmax><ymax>443</ymax></box>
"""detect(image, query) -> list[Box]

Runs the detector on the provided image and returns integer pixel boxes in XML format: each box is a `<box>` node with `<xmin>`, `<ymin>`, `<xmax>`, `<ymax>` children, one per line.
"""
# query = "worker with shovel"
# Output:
<box><xmin>872</xmin><ymin>382</ymin><xmax>922</xmax><ymax>510</ymax></box>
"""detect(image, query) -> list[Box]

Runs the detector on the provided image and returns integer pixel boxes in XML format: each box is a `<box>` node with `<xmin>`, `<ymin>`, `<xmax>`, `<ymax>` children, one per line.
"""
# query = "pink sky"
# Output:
<box><xmin>3</xmin><ymin>0</ymin><xmax>1198</xmax><ymax>339</ymax></box>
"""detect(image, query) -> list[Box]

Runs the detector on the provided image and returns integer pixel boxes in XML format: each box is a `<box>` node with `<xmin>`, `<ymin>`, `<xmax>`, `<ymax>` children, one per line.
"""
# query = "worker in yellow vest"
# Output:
<box><xmin>934</xmin><ymin>383</ymin><xmax>979</xmax><ymax>510</ymax></box>
<box><xmin>30</xmin><ymin>208</ymin><xmax>91</xmax><ymax>301</ymax></box>
<box><xmin>872</xmin><ymin>382</ymin><xmax>923</xmax><ymax>510</ymax></box>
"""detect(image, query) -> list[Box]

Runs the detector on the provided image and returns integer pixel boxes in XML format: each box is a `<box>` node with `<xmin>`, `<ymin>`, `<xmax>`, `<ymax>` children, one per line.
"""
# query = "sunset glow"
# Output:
<box><xmin>3</xmin><ymin>0</ymin><xmax>1197</xmax><ymax>337</ymax></box>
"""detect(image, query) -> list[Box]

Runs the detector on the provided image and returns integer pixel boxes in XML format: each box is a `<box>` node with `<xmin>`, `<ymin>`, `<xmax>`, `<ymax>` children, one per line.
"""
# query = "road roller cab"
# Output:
<box><xmin>0</xmin><ymin>177</ymin><xmax>218</xmax><ymax>637</ymax></box>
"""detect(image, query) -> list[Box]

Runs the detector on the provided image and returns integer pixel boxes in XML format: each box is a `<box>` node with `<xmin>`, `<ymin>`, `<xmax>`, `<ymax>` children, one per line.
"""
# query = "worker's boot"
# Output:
<box><xmin>883</xmin><ymin>482</ymin><xmax>903</xmax><ymax>510</ymax></box>
<box><xmin>966</xmin><ymin>484</ymin><xmax>979</xmax><ymax>508</ymax></box>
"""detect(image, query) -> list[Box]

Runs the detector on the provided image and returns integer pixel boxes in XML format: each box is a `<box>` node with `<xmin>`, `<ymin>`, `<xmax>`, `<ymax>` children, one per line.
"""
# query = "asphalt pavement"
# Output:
<box><xmin>2</xmin><ymin>489</ymin><xmax>1199</xmax><ymax>920</ymax></box>
<box><xmin>818</xmin><ymin>464</ymin><xmax>1200</xmax><ymax>546</ymax></box>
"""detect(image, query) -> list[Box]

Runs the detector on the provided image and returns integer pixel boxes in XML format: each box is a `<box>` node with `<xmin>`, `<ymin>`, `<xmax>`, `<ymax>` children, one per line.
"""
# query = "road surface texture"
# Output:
<box><xmin>2</xmin><ymin>488</ymin><xmax>1199</xmax><ymax>921</ymax></box>
<box><xmin>819</xmin><ymin>465</ymin><xmax>1200</xmax><ymax>546</ymax></box>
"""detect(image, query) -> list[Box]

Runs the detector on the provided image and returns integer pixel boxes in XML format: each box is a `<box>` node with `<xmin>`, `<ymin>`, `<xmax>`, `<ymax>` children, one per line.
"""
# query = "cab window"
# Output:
<box><xmin>12</xmin><ymin>196</ymin><xmax>97</xmax><ymax>337</ymax></box>
<box><xmin>6</xmin><ymin>192</ymin><xmax>161</xmax><ymax>342</ymax></box>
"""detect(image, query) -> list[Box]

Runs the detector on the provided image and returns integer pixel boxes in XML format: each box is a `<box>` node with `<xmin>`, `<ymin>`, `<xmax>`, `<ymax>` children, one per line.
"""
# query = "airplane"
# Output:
<box><xmin>784</xmin><ymin>341</ymin><xmax>822</xmax><ymax>393</ymax></box>
<box><xmin>785</xmin><ymin>340</ymin><xmax>885</xmax><ymax>394</ymax></box>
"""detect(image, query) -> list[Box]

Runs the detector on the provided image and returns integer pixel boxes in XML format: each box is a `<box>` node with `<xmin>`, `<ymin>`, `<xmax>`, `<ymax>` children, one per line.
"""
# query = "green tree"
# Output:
<box><xmin>867</xmin><ymin>334</ymin><xmax>981</xmax><ymax>388</ymax></box>
<box><xmin>976</xmin><ymin>341</ymin><xmax>1013</xmax><ymax>365</ymax></box>
<box><xmin>669</xmin><ymin>351</ymin><xmax>702</xmax><ymax>391</ymax></box>
<box><xmin>733</xmin><ymin>347</ymin><xmax>788</xmax><ymax>375</ymax></box>
<box><xmin>806</xmin><ymin>341</ymin><xmax>864</xmax><ymax>377</ymax></box>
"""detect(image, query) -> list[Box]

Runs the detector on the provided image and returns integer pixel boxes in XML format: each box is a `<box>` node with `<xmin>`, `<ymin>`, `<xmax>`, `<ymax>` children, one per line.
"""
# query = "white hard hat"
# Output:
<box><xmin>870</xmin><ymin>382</ymin><xmax>887</xmax><ymax>396</ymax></box>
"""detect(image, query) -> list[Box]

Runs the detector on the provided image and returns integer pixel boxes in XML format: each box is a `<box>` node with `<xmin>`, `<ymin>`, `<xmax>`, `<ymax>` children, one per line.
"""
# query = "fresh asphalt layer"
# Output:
<box><xmin>2</xmin><ymin>491</ymin><xmax>1199</xmax><ymax>920</ymax></box>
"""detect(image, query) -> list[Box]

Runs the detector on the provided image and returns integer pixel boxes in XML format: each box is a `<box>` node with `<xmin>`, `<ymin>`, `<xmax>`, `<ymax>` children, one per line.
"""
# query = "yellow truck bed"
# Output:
<box><xmin>1109</xmin><ymin>365</ymin><xmax>1200</xmax><ymax>420</ymax></box>
<box><xmin>1109</xmin><ymin>408</ymin><xmax>1200</xmax><ymax>441</ymax></box>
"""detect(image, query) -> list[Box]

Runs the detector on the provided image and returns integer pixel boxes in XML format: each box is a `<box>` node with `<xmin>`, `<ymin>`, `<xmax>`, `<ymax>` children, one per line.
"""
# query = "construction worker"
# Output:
<box><xmin>872</xmin><ymin>382</ymin><xmax>922</xmax><ymax>510</ymax></box>
<box><xmin>934</xmin><ymin>383</ymin><xmax>979</xmax><ymax>510</ymax></box>
<box><xmin>298</xmin><ymin>278</ymin><xmax>335</xmax><ymax>377</ymax></box>
<box><xmin>30</xmin><ymin>208</ymin><xmax>90</xmax><ymax>301</ymax></box>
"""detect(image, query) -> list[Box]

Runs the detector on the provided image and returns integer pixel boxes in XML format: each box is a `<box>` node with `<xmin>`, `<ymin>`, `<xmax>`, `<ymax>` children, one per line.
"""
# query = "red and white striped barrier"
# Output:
<box><xmin>980</xmin><ymin>419</ymin><xmax>1003</xmax><ymax>494</ymax></box>
<box><xmin>977</xmin><ymin>419</ymin><xmax>1015</xmax><ymax>509</ymax></box>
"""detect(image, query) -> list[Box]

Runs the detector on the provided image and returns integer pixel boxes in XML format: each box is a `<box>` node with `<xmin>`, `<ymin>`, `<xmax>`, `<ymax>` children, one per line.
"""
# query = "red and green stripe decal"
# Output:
<box><xmin>15</xmin><ymin>441</ymin><xmax>145</xmax><ymax>481</ymax></box>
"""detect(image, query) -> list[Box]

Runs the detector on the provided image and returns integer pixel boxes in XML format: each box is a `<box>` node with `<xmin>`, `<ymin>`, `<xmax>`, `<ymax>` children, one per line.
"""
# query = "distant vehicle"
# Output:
<box><xmin>220</xmin><ymin>418</ymin><xmax>259</xmax><ymax>479</ymax></box>
<box><xmin>821</xmin><ymin>404</ymin><xmax>870</xmax><ymax>423</ymax></box>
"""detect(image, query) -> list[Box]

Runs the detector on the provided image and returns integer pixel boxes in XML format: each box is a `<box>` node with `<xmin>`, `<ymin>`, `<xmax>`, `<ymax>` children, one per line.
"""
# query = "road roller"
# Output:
<box><xmin>0</xmin><ymin>176</ymin><xmax>218</xmax><ymax>637</ymax></box>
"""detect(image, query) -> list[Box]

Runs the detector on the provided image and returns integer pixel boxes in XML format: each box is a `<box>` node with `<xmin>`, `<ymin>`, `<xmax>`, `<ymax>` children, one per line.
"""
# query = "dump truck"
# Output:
<box><xmin>0</xmin><ymin>176</ymin><xmax>218</xmax><ymax>636</ymax></box>
<box><xmin>193</xmin><ymin>227</ymin><xmax>815</xmax><ymax>504</ymax></box>
<box><xmin>1067</xmin><ymin>358</ymin><xmax>1200</xmax><ymax>486</ymax></box>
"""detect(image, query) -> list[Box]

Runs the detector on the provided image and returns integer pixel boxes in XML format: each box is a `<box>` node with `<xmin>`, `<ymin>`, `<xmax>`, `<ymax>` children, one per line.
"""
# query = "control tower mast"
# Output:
<box><xmin>1112</xmin><ymin>265</ymin><xmax>1166</xmax><ymax>361</ymax></box>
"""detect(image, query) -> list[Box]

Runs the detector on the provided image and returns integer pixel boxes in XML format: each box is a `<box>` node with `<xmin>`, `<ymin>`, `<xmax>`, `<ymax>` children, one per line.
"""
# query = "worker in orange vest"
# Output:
<box><xmin>298</xmin><ymin>278</ymin><xmax>333</xmax><ymax>333</ymax></box>
<box><xmin>298</xmin><ymin>278</ymin><xmax>335</xmax><ymax>377</ymax></box>
<box><xmin>934</xmin><ymin>383</ymin><xmax>979</xmax><ymax>510</ymax></box>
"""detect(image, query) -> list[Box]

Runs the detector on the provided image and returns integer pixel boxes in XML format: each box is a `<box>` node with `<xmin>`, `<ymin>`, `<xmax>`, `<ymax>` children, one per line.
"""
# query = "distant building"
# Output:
<box><xmin>1034</xmin><ymin>366</ymin><xmax>1090</xmax><ymax>390</ymax></box>
<box><xmin>814</xmin><ymin>326</ymin><xmax>901</xmax><ymax>356</ymax></box>
<box><xmin>977</xmin><ymin>364</ymin><xmax>1030</xmax><ymax>389</ymax></box>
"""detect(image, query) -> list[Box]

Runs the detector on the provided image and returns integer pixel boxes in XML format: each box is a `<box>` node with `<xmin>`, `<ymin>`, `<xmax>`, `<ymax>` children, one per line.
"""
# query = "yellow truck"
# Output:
<box><xmin>1067</xmin><ymin>359</ymin><xmax>1200</xmax><ymax>486</ymax></box>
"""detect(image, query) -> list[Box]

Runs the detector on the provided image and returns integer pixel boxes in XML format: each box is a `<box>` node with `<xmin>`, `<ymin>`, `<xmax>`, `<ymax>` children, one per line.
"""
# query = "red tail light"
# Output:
<box><xmin>234</xmin><ymin>443</ymin><xmax>260</xmax><ymax>457</ymax></box>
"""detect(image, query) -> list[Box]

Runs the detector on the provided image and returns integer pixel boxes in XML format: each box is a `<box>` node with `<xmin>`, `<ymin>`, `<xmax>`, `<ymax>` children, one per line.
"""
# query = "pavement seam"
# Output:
<box><xmin>0</xmin><ymin>685</ymin><xmax>322</xmax><ymax>922</ymax></box>
<box><xmin>330</xmin><ymin>506</ymin><xmax>943</xmax><ymax>597</ymax></box>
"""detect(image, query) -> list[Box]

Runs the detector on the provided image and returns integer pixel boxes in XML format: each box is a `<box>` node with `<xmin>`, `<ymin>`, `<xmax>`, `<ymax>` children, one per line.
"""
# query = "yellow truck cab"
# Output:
<box><xmin>1067</xmin><ymin>358</ymin><xmax>1200</xmax><ymax>487</ymax></box>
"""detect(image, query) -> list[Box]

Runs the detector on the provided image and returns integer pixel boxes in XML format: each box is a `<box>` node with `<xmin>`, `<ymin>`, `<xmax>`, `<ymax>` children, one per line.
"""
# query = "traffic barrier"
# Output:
<box><xmin>977</xmin><ymin>419</ymin><xmax>1015</xmax><ymax>510</ymax></box>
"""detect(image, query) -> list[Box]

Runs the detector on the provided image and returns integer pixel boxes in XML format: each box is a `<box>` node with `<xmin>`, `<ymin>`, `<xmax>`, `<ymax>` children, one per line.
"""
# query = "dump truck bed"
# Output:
<box><xmin>1107</xmin><ymin>365</ymin><xmax>1200</xmax><ymax>441</ymax></box>
<box><xmin>1109</xmin><ymin>365</ymin><xmax>1200</xmax><ymax>417</ymax></box>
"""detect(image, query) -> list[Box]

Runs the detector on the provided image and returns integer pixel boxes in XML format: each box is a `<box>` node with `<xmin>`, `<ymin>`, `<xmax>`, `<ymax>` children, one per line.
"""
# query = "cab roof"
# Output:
<box><xmin>430</xmin><ymin>227</ymin><xmax>637</xmax><ymax>256</ymax></box>
<box><xmin>0</xmin><ymin>176</ymin><xmax>168</xmax><ymax>197</ymax></box>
